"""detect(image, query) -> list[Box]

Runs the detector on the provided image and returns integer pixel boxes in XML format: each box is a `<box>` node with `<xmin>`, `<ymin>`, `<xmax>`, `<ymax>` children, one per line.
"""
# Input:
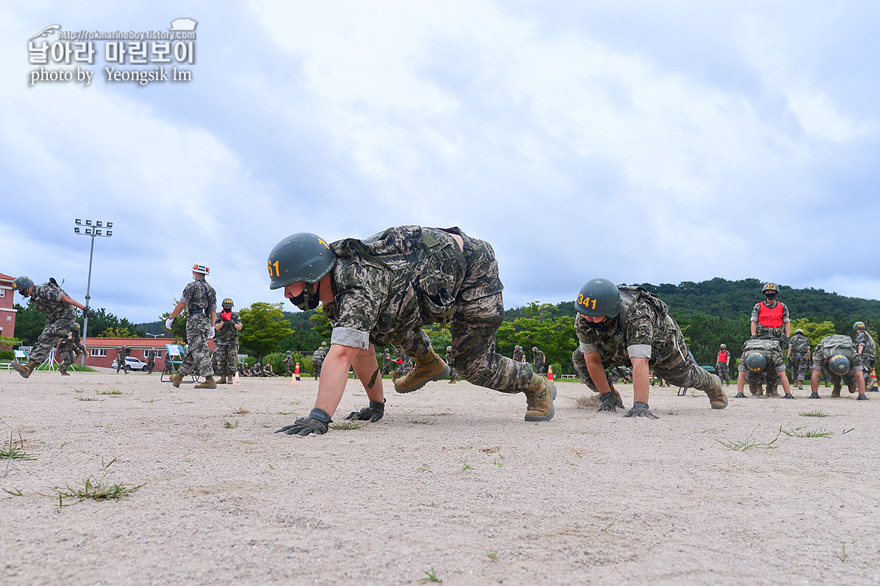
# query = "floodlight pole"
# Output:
<box><xmin>74</xmin><ymin>219</ymin><xmax>113</xmax><ymax>366</ymax></box>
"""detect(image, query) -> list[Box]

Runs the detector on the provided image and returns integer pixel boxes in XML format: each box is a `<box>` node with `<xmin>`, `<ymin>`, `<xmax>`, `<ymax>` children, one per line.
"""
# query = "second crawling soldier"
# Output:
<box><xmin>573</xmin><ymin>278</ymin><xmax>727</xmax><ymax>419</ymax></box>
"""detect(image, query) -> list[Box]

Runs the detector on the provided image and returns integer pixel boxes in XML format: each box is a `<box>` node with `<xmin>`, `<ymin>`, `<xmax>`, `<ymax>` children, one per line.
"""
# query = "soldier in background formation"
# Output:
<box><xmin>531</xmin><ymin>346</ymin><xmax>545</xmax><ymax>375</ymax></box>
<box><xmin>733</xmin><ymin>338</ymin><xmax>794</xmax><ymax>399</ymax></box>
<box><xmin>312</xmin><ymin>341</ymin><xmax>328</xmax><ymax>380</ymax></box>
<box><xmin>263</xmin><ymin>362</ymin><xmax>275</xmax><ymax>376</ymax></box>
<box><xmin>809</xmin><ymin>334</ymin><xmax>868</xmax><ymax>400</ymax></box>
<box><xmin>166</xmin><ymin>263</ymin><xmax>218</xmax><ymax>389</ymax></box>
<box><xmin>11</xmin><ymin>276</ymin><xmax>92</xmax><ymax>379</ymax></box>
<box><xmin>145</xmin><ymin>351</ymin><xmax>156</xmax><ymax>375</ymax></box>
<box><xmin>214</xmin><ymin>298</ymin><xmax>242</xmax><ymax>384</ymax></box>
<box><xmin>445</xmin><ymin>345</ymin><xmax>458</xmax><ymax>383</ymax></box>
<box><xmin>57</xmin><ymin>323</ymin><xmax>85</xmax><ymax>376</ymax></box>
<box><xmin>715</xmin><ymin>344</ymin><xmax>731</xmax><ymax>384</ymax></box>
<box><xmin>751</xmin><ymin>283</ymin><xmax>790</xmax><ymax>349</ymax></box>
<box><xmin>382</xmin><ymin>348</ymin><xmax>394</xmax><ymax>376</ymax></box>
<box><xmin>512</xmin><ymin>344</ymin><xmax>525</xmax><ymax>363</ymax></box>
<box><xmin>283</xmin><ymin>351</ymin><xmax>293</xmax><ymax>375</ymax></box>
<box><xmin>115</xmin><ymin>346</ymin><xmax>130</xmax><ymax>373</ymax></box>
<box><xmin>787</xmin><ymin>328</ymin><xmax>811</xmax><ymax>390</ymax></box>
<box><xmin>853</xmin><ymin>321</ymin><xmax>877</xmax><ymax>392</ymax></box>
<box><xmin>573</xmin><ymin>278</ymin><xmax>726</xmax><ymax>419</ymax></box>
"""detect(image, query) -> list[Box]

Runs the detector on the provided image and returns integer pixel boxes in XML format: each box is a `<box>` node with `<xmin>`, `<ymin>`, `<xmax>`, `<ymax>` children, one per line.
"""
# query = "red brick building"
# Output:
<box><xmin>0</xmin><ymin>272</ymin><xmax>17</xmax><ymax>343</ymax></box>
<box><xmin>82</xmin><ymin>337</ymin><xmax>217</xmax><ymax>370</ymax></box>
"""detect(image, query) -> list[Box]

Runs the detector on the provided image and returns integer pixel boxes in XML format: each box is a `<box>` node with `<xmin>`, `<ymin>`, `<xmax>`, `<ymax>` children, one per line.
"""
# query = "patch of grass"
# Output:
<box><xmin>419</xmin><ymin>567</ymin><xmax>442</xmax><ymax>583</ymax></box>
<box><xmin>779</xmin><ymin>425</ymin><xmax>833</xmax><ymax>438</ymax></box>
<box><xmin>233</xmin><ymin>405</ymin><xmax>250</xmax><ymax>414</ymax></box>
<box><xmin>462</xmin><ymin>464</ymin><xmax>474</xmax><ymax>471</ymax></box>
<box><xmin>799</xmin><ymin>410</ymin><xmax>830</xmax><ymax>417</ymax></box>
<box><xmin>223</xmin><ymin>420</ymin><xmax>238</xmax><ymax>429</ymax></box>
<box><xmin>417</xmin><ymin>467</ymin><xmax>432</xmax><ymax>473</ymax></box>
<box><xmin>842</xmin><ymin>427</ymin><xmax>855</xmax><ymax>434</ymax></box>
<box><xmin>1</xmin><ymin>433</ymin><xmax>36</xmax><ymax>461</ymax></box>
<box><xmin>329</xmin><ymin>421</ymin><xmax>363</xmax><ymax>431</ymax></box>
<box><xmin>486</xmin><ymin>550</ymin><xmax>498</xmax><ymax>561</ymax></box>
<box><xmin>715</xmin><ymin>434</ymin><xmax>778</xmax><ymax>451</ymax></box>
<box><xmin>97</xmin><ymin>389</ymin><xmax>123</xmax><ymax>396</ymax></box>
<box><xmin>493</xmin><ymin>460</ymin><xmax>503</xmax><ymax>468</ymax></box>
<box><xmin>602</xmin><ymin>522</ymin><xmax>614</xmax><ymax>532</ymax></box>
<box><xmin>76</xmin><ymin>396</ymin><xmax>103</xmax><ymax>401</ymax></box>
<box><xmin>2</xmin><ymin>487</ymin><xmax>24</xmax><ymax>496</ymax></box>
<box><xmin>409</xmin><ymin>419</ymin><xmax>437</xmax><ymax>425</ymax></box>
<box><xmin>56</xmin><ymin>458</ymin><xmax>144</xmax><ymax>507</ymax></box>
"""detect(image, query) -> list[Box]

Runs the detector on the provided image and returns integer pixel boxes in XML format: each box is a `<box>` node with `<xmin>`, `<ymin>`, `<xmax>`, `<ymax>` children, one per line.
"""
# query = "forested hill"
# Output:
<box><xmin>508</xmin><ymin>277</ymin><xmax>880</xmax><ymax>326</ymax></box>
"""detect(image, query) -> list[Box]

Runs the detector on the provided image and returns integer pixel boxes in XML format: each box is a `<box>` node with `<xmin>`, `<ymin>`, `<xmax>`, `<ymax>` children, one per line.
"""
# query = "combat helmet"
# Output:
<box><xmin>222</xmin><ymin>298</ymin><xmax>233</xmax><ymax>308</ymax></box>
<box><xmin>575</xmin><ymin>278</ymin><xmax>621</xmax><ymax>318</ymax></box>
<box><xmin>720</xmin><ymin>344</ymin><xmax>727</xmax><ymax>349</ymax></box>
<box><xmin>794</xmin><ymin>328</ymin><xmax>805</xmax><ymax>335</ymax></box>
<box><xmin>446</xmin><ymin>346</ymin><xmax>452</xmax><ymax>351</ymax></box>
<box><xmin>762</xmin><ymin>283</ymin><xmax>778</xmax><ymax>295</ymax></box>
<box><xmin>321</xmin><ymin>341</ymin><xmax>327</xmax><ymax>347</ymax></box>
<box><xmin>192</xmin><ymin>263</ymin><xmax>210</xmax><ymax>275</ymax></box>
<box><xmin>746</xmin><ymin>352</ymin><xmax>767</xmax><ymax>372</ymax></box>
<box><xmin>267</xmin><ymin>233</ymin><xmax>337</xmax><ymax>310</ymax></box>
<box><xmin>827</xmin><ymin>354</ymin><xmax>851</xmax><ymax>375</ymax></box>
<box><xmin>532</xmin><ymin>346</ymin><xmax>538</xmax><ymax>352</ymax></box>
<box><xmin>12</xmin><ymin>276</ymin><xmax>33</xmax><ymax>296</ymax></box>
<box><xmin>853</xmin><ymin>321</ymin><xmax>866</xmax><ymax>331</ymax></box>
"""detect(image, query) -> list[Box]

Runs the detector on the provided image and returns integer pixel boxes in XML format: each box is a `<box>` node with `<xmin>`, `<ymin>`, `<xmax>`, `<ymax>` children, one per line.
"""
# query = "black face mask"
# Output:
<box><xmin>764</xmin><ymin>293</ymin><xmax>777</xmax><ymax>301</ymax></box>
<box><xmin>584</xmin><ymin>315</ymin><xmax>616</xmax><ymax>332</ymax></box>
<box><xmin>289</xmin><ymin>282</ymin><xmax>321</xmax><ymax>311</ymax></box>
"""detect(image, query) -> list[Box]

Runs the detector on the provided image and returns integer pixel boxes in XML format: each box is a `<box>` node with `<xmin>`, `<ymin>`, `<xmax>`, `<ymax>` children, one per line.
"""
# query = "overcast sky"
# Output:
<box><xmin>2</xmin><ymin>1</ymin><xmax>878</xmax><ymax>324</ymax></box>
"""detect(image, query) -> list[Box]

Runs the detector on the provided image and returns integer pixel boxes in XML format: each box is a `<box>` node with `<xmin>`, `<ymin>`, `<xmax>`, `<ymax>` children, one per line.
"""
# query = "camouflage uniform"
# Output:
<box><xmin>855</xmin><ymin>330</ymin><xmax>877</xmax><ymax>379</ymax></box>
<box><xmin>116</xmin><ymin>346</ymin><xmax>129</xmax><ymax>373</ymax></box>
<box><xmin>382</xmin><ymin>349</ymin><xmax>394</xmax><ymax>376</ymax></box>
<box><xmin>739</xmin><ymin>338</ymin><xmax>786</xmax><ymax>394</ymax></box>
<box><xmin>214</xmin><ymin>309</ymin><xmax>241</xmax><ymax>376</ymax></box>
<box><xmin>788</xmin><ymin>332</ymin><xmax>811</xmax><ymax>383</ymax></box>
<box><xmin>512</xmin><ymin>347</ymin><xmax>525</xmax><ymax>363</ymax></box>
<box><xmin>57</xmin><ymin>333</ymin><xmax>77</xmax><ymax>373</ymax></box>
<box><xmin>574</xmin><ymin>286</ymin><xmax>716</xmax><ymax>393</ymax></box>
<box><xmin>283</xmin><ymin>353</ymin><xmax>293</xmax><ymax>375</ymax></box>
<box><xmin>178</xmin><ymin>279</ymin><xmax>217</xmax><ymax>377</ymax></box>
<box><xmin>445</xmin><ymin>347</ymin><xmax>459</xmax><ymax>382</ymax></box>
<box><xmin>322</xmin><ymin>226</ymin><xmax>533</xmax><ymax>394</ymax></box>
<box><xmin>750</xmin><ymin>300</ymin><xmax>790</xmax><ymax>343</ymax></box>
<box><xmin>571</xmin><ymin>348</ymin><xmax>620</xmax><ymax>391</ymax></box>
<box><xmin>312</xmin><ymin>344</ymin><xmax>329</xmax><ymax>379</ymax></box>
<box><xmin>531</xmin><ymin>348</ymin><xmax>545</xmax><ymax>375</ymax></box>
<box><xmin>27</xmin><ymin>281</ymin><xmax>77</xmax><ymax>364</ymax></box>
<box><xmin>812</xmin><ymin>335</ymin><xmax>861</xmax><ymax>390</ymax></box>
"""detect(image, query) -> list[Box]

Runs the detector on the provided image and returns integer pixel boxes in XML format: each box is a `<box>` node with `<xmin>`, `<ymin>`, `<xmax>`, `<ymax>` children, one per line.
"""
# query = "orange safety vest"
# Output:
<box><xmin>717</xmin><ymin>350</ymin><xmax>728</xmax><ymax>363</ymax></box>
<box><xmin>758</xmin><ymin>302</ymin><xmax>784</xmax><ymax>328</ymax></box>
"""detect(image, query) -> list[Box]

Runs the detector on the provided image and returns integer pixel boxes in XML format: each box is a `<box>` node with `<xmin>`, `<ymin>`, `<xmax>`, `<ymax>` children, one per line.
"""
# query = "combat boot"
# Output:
<box><xmin>795</xmin><ymin>379</ymin><xmax>804</xmax><ymax>390</ymax></box>
<box><xmin>169</xmin><ymin>373</ymin><xmax>183</xmax><ymax>388</ymax></box>
<box><xmin>393</xmin><ymin>348</ymin><xmax>449</xmax><ymax>393</ymax></box>
<box><xmin>765</xmin><ymin>386</ymin><xmax>780</xmax><ymax>398</ymax></box>
<box><xmin>705</xmin><ymin>374</ymin><xmax>728</xmax><ymax>409</ymax></box>
<box><xmin>748</xmin><ymin>382</ymin><xmax>760</xmax><ymax>396</ymax></box>
<box><xmin>60</xmin><ymin>366</ymin><xmax>70</xmax><ymax>376</ymax></box>
<box><xmin>523</xmin><ymin>374</ymin><xmax>555</xmax><ymax>421</ymax></box>
<box><xmin>217</xmin><ymin>375</ymin><xmax>227</xmax><ymax>384</ymax></box>
<box><xmin>831</xmin><ymin>382</ymin><xmax>841</xmax><ymax>397</ymax></box>
<box><xmin>194</xmin><ymin>376</ymin><xmax>218</xmax><ymax>389</ymax></box>
<box><xmin>12</xmin><ymin>359</ymin><xmax>39</xmax><ymax>379</ymax></box>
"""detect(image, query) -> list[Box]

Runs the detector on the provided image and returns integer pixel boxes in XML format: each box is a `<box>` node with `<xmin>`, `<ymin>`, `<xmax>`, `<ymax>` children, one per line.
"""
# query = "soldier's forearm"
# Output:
<box><xmin>631</xmin><ymin>358</ymin><xmax>650</xmax><ymax>404</ymax></box>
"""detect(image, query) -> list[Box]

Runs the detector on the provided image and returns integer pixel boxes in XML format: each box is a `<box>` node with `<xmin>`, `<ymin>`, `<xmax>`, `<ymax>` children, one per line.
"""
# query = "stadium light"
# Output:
<box><xmin>74</xmin><ymin>218</ymin><xmax>114</xmax><ymax>366</ymax></box>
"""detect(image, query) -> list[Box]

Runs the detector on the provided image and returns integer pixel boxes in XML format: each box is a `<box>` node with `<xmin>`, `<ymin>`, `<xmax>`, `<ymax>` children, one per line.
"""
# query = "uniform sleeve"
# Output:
<box><xmin>40</xmin><ymin>285</ymin><xmax>64</xmax><ymax>302</ymax></box>
<box><xmin>782</xmin><ymin>303</ymin><xmax>790</xmax><ymax>323</ymax></box>
<box><xmin>624</xmin><ymin>300</ymin><xmax>656</xmax><ymax>359</ymax></box>
<box><xmin>811</xmin><ymin>345</ymin><xmax>824</xmax><ymax>371</ymax></box>
<box><xmin>180</xmin><ymin>282</ymin><xmax>194</xmax><ymax>305</ymax></box>
<box><xmin>574</xmin><ymin>315</ymin><xmax>599</xmax><ymax>354</ymax></box>
<box><xmin>750</xmin><ymin>303</ymin><xmax>760</xmax><ymax>322</ymax></box>
<box><xmin>330</xmin><ymin>266</ymin><xmax>391</xmax><ymax>350</ymax></box>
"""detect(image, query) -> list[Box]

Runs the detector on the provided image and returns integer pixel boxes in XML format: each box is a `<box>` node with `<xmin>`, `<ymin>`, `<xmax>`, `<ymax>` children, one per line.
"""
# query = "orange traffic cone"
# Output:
<box><xmin>547</xmin><ymin>365</ymin><xmax>554</xmax><ymax>381</ymax></box>
<box><xmin>295</xmin><ymin>362</ymin><xmax>301</xmax><ymax>382</ymax></box>
<box><xmin>521</xmin><ymin>356</ymin><xmax>526</xmax><ymax>363</ymax></box>
<box><xmin>233</xmin><ymin>371</ymin><xmax>241</xmax><ymax>385</ymax></box>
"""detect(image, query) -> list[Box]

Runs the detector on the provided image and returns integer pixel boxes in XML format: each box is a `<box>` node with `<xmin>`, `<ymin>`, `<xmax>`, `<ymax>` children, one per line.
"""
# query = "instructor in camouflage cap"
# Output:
<box><xmin>267</xmin><ymin>226</ymin><xmax>555</xmax><ymax>436</ymax></box>
<box><xmin>573</xmin><ymin>278</ymin><xmax>727</xmax><ymax>419</ymax></box>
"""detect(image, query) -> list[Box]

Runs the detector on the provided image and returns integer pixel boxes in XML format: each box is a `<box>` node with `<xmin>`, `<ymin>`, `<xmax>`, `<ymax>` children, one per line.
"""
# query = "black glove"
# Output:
<box><xmin>275</xmin><ymin>408</ymin><xmax>331</xmax><ymax>436</ymax></box>
<box><xmin>857</xmin><ymin>394</ymin><xmax>869</xmax><ymax>401</ymax></box>
<box><xmin>623</xmin><ymin>401</ymin><xmax>658</xmax><ymax>419</ymax></box>
<box><xmin>598</xmin><ymin>391</ymin><xmax>624</xmax><ymax>413</ymax></box>
<box><xmin>734</xmin><ymin>392</ymin><xmax>746</xmax><ymax>398</ymax></box>
<box><xmin>808</xmin><ymin>392</ymin><xmax>820</xmax><ymax>399</ymax></box>
<box><xmin>784</xmin><ymin>393</ymin><xmax>795</xmax><ymax>399</ymax></box>
<box><xmin>345</xmin><ymin>399</ymin><xmax>385</xmax><ymax>422</ymax></box>
<box><xmin>82</xmin><ymin>306</ymin><xmax>94</xmax><ymax>318</ymax></box>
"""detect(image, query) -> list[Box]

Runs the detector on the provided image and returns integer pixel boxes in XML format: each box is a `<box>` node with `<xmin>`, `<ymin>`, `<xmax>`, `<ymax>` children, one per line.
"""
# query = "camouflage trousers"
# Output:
<box><xmin>313</xmin><ymin>360</ymin><xmax>323</xmax><ymax>379</ymax></box>
<box><xmin>533</xmin><ymin>360</ymin><xmax>545</xmax><ymax>375</ymax></box>
<box><xmin>389</xmin><ymin>291</ymin><xmax>533</xmax><ymax>393</ymax></box>
<box><xmin>860</xmin><ymin>356</ymin><xmax>876</xmax><ymax>378</ymax></box>
<box><xmin>215</xmin><ymin>342</ymin><xmax>238</xmax><ymax>376</ymax></box>
<box><xmin>790</xmin><ymin>352</ymin><xmax>808</xmax><ymax>381</ymax></box>
<box><xmin>571</xmin><ymin>348</ymin><xmax>630</xmax><ymax>392</ymax></box>
<box><xmin>572</xmin><ymin>332</ymin><xmax>715</xmax><ymax>392</ymax></box>
<box><xmin>747</xmin><ymin>369</ymin><xmax>779</xmax><ymax>392</ymax></box>
<box><xmin>179</xmin><ymin>313</ymin><xmax>215</xmax><ymax>377</ymax></box>
<box><xmin>30</xmin><ymin>317</ymin><xmax>75</xmax><ymax>364</ymax></box>
<box><xmin>716</xmin><ymin>362</ymin><xmax>730</xmax><ymax>382</ymax></box>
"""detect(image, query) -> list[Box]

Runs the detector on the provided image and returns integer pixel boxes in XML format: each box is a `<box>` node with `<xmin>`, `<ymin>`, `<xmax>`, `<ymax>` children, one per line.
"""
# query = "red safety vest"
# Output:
<box><xmin>717</xmin><ymin>351</ymin><xmax>728</xmax><ymax>363</ymax></box>
<box><xmin>758</xmin><ymin>302</ymin><xmax>784</xmax><ymax>328</ymax></box>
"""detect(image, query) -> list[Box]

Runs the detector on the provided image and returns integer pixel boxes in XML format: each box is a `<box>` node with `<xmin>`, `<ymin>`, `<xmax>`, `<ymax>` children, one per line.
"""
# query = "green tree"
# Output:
<box><xmin>159</xmin><ymin>308</ymin><xmax>188</xmax><ymax>343</ymax></box>
<box><xmin>239</xmin><ymin>302</ymin><xmax>295</xmax><ymax>361</ymax></box>
<box><xmin>99</xmin><ymin>326</ymin><xmax>137</xmax><ymax>338</ymax></box>
<box><xmin>12</xmin><ymin>303</ymin><xmax>44</xmax><ymax>345</ymax></box>
<box><xmin>790</xmin><ymin>318</ymin><xmax>836</xmax><ymax>348</ymax></box>
<box><xmin>310</xmin><ymin>312</ymin><xmax>332</xmax><ymax>338</ymax></box>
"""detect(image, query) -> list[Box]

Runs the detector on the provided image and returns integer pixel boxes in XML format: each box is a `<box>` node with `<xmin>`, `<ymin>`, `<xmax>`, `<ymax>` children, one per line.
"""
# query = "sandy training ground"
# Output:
<box><xmin>2</xmin><ymin>369</ymin><xmax>879</xmax><ymax>585</ymax></box>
